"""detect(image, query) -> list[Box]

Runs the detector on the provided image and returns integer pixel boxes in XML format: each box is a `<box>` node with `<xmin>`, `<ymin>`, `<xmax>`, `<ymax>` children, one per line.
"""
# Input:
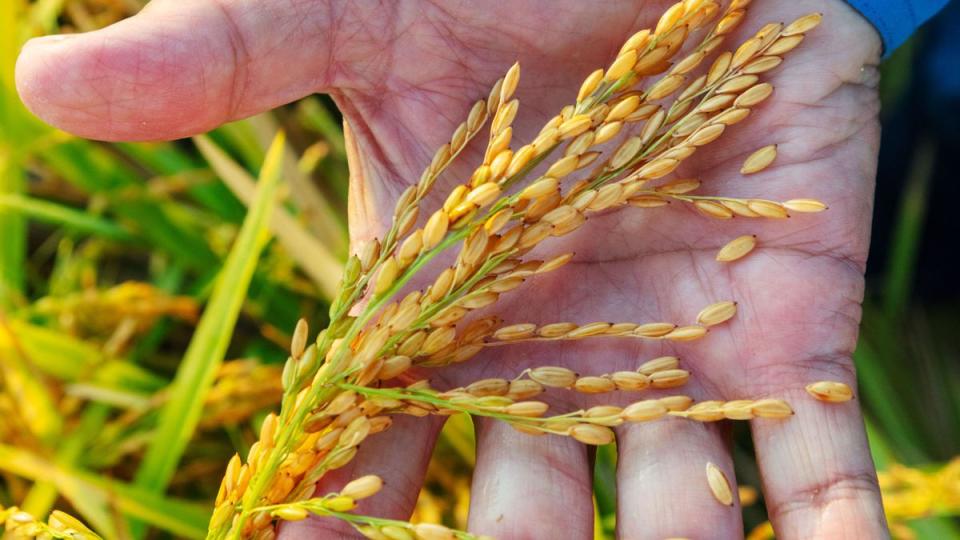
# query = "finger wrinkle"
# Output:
<box><xmin>767</xmin><ymin>471</ymin><xmax>886</xmax><ymax>539</ymax></box>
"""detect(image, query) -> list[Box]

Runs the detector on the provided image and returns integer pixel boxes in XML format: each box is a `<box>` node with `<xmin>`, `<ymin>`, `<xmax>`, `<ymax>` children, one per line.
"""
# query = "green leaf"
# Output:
<box><xmin>0</xmin><ymin>444</ymin><xmax>209</xmax><ymax>539</ymax></box>
<box><xmin>194</xmin><ymin>134</ymin><xmax>342</xmax><ymax>298</ymax></box>
<box><xmin>0</xmin><ymin>151</ymin><xmax>26</xmax><ymax>309</ymax></box>
<box><xmin>133</xmin><ymin>132</ymin><xmax>285</xmax><ymax>495</ymax></box>
<box><xmin>0</xmin><ymin>193</ymin><xmax>134</xmax><ymax>241</ymax></box>
<box><xmin>884</xmin><ymin>136</ymin><xmax>934</xmax><ymax>317</ymax></box>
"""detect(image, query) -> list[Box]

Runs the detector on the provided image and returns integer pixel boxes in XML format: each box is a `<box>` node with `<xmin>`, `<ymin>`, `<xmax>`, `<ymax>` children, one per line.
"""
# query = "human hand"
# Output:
<box><xmin>16</xmin><ymin>1</ymin><xmax>887</xmax><ymax>538</ymax></box>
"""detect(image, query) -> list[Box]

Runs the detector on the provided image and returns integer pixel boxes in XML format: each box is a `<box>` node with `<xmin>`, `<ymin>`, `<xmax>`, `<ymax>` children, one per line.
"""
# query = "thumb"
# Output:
<box><xmin>15</xmin><ymin>0</ymin><xmax>357</xmax><ymax>141</ymax></box>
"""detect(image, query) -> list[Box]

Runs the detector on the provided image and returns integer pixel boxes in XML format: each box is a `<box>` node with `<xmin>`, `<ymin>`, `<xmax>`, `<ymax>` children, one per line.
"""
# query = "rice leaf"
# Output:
<box><xmin>194</xmin><ymin>134</ymin><xmax>342</xmax><ymax>297</ymax></box>
<box><xmin>0</xmin><ymin>444</ymin><xmax>209</xmax><ymax>539</ymax></box>
<box><xmin>133</xmin><ymin>132</ymin><xmax>285</xmax><ymax>495</ymax></box>
<box><xmin>0</xmin><ymin>193</ymin><xmax>134</xmax><ymax>241</ymax></box>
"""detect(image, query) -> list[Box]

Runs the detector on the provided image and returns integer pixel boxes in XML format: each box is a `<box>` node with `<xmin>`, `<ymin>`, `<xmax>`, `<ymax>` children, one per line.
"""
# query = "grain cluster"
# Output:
<box><xmin>205</xmin><ymin>3</ymin><xmax>833</xmax><ymax>539</ymax></box>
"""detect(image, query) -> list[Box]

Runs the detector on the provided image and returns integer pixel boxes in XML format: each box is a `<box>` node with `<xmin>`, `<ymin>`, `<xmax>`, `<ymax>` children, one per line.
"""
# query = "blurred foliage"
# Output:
<box><xmin>0</xmin><ymin>1</ymin><xmax>958</xmax><ymax>539</ymax></box>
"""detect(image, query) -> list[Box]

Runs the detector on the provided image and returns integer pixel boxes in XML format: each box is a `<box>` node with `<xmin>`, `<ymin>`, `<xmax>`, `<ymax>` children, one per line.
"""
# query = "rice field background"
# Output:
<box><xmin>1</xmin><ymin>1</ymin><xmax>958</xmax><ymax>539</ymax></box>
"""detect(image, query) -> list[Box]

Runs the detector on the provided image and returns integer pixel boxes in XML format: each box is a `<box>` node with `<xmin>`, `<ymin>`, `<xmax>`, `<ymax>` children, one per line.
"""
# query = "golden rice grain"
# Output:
<box><xmin>673</xmin><ymin>49</ymin><xmax>707</xmax><ymax>74</ymax></box>
<box><xmin>647</xmin><ymin>74</ymin><xmax>686</xmax><ymax>101</ymax></box>
<box><xmin>707</xmin><ymin>52</ymin><xmax>732</xmax><ymax>85</ymax></box>
<box><xmin>537</xmin><ymin>322</ymin><xmax>578</xmax><ymax>338</ymax></box>
<box><xmin>491</xmin><ymin>99</ymin><xmax>519</xmax><ymax>134</ymax></box>
<box><xmin>487</xmin><ymin>128</ymin><xmax>512</xmax><ymax>159</ymax></box>
<box><xmin>506</xmin><ymin>145</ymin><xmax>537</xmax><ymax>178</ymax></box>
<box><xmin>397</xmin><ymin>230</ymin><xmax>423</xmax><ymax>264</ymax></box>
<box><xmin>569</xmin><ymin>424</ymin><xmax>616</xmax><ymax>445</ymax></box>
<box><xmin>412</xmin><ymin>523</ymin><xmax>457</xmax><ymax>540</ymax></box>
<box><xmin>605</xmin><ymin>49</ymin><xmax>639</xmax><ymax>82</ymax></box>
<box><xmin>751</xmin><ymin>399</ymin><xmax>794</xmax><ymax>418</ymax></box>
<box><xmin>696</xmin><ymin>301</ymin><xmax>738</xmax><ymax>326</ymax></box>
<box><xmin>640</xmin><ymin>109</ymin><xmax>667</xmax><ymax>144</ymax></box>
<box><xmin>608</xmin><ymin>139</ymin><xmax>642</xmax><ymax>171</ymax></box>
<box><xmin>501</xmin><ymin>62</ymin><xmax>521</xmax><ymax>103</ymax></box>
<box><xmin>721</xmin><ymin>399</ymin><xmax>755</xmax><ymax>420</ymax></box>
<box><xmin>505</xmin><ymin>401</ymin><xmax>550</xmax><ymax>417</ymax></box>
<box><xmin>695</xmin><ymin>200</ymin><xmax>735</xmax><ymax>219</ymax></box>
<box><xmin>612</xmin><ymin>371</ymin><xmax>650</xmax><ymax>391</ymax></box>
<box><xmin>805</xmin><ymin>380</ymin><xmax>854</xmax><ymax>402</ymax></box>
<box><xmin>731</xmin><ymin>37</ymin><xmax>762</xmax><ymax>68</ymax></box>
<box><xmin>538</xmin><ymin>252</ymin><xmax>574</xmax><ymax>273</ymax></box>
<box><xmin>607</xmin><ymin>95</ymin><xmax>642</xmax><ymax>121</ymax></box>
<box><xmin>529</xmin><ymin>366</ymin><xmax>578</xmax><ymax>388</ymax></box>
<box><xmin>585</xmin><ymin>405</ymin><xmax>624</xmax><ymax>419</ymax></box>
<box><xmin>520</xmin><ymin>177</ymin><xmax>559</xmax><ymax>200</ymax></box>
<box><xmin>742</xmin><ymin>55</ymin><xmax>783</xmax><ymax>75</ymax></box>
<box><xmin>767</xmin><ymin>35</ymin><xmax>805</xmax><ymax>56</ymax></box>
<box><xmin>574</xmin><ymin>376</ymin><xmax>617</xmax><ymax>394</ymax></box>
<box><xmin>734</xmin><ymin>82</ymin><xmax>774</xmax><ymax>107</ymax></box>
<box><xmin>507</xmin><ymin>379</ymin><xmax>544</xmax><ymax>400</ymax></box>
<box><xmin>578</xmin><ymin>69</ymin><xmax>605</xmax><ymax>102</ymax></box>
<box><xmin>559</xmin><ymin>115</ymin><xmax>594</xmax><ymax>139</ymax></box>
<box><xmin>656</xmin><ymin>2</ymin><xmax>685</xmax><ymax>35</ymax></box>
<box><xmin>358</xmin><ymin>238</ymin><xmax>381</xmax><ymax>272</ymax></box>
<box><xmin>659</xmin><ymin>395</ymin><xmax>694</xmax><ymax>411</ymax></box>
<box><xmin>673</xmin><ymin>112</ymin><xmax>707</xmax><ymax>137</ymax></box>
<box><xmin>639</xmin><ymin>355</ymin><xmax>680</xmax><ymax>375</ymax></box>
<box><xmin>706</xmin><ymin>462</ymin><xmax>734</xmax><ymax>506</ymax></box>
<box><xmin>620</xmin><ymin>29</ymin><xmax>651</xmax><ymax>55</ymax></box>
<box><xmin>650</xmin><ymin>369</ymin><xmax>691</xmax><ymax>388</ymax></box>
<box><xmin>567</xmin><ymin>322</ymin><xmax>613</xmax><ymax>338</ymax></box>
<box><xmin>466</xmin><ymin>182</ymin><xmax>502</xmax><ymax>208</ymax></box>
<box><xmin>272</xmin><ymin>506</ymin><xmax>309</xmax><ymax>521</ymax></box>
<box><xmin>627</xmin><ymin>194</ymin><xmax>668</xmax><ymax>208</ymax></box>
<box><xmin>636</xmin><ymin>158</ymin><xmax>680</xmax><ymax>179</ymax></box>
<box><xmin>747</xmin><ymin>199</ymin><xmax>789</xmax><ymax>219</ymax></box>
<box><xmin>467</xmin><ymin>378</ymin><xmax>510</xmax><ymax>397</ymax></box>
<box><xmin>721</xmin><ymin>199</ymin><xmax>759</xmax><ymax>217</ymax></box>
<box><xmin>545</xmin><ymin>154</ymin><xmax>579</xmax><ymax>178</ymax></box>
<box><xmin>634</xmin><ymin>47</ymin><xmax>671</xmax><ymax>76</ymax></box>
<box><xmin>542</xmin><ymin>204</ymin><xmax>580</xmax><ymax>227</ymax></box>
<box><xmin>594</xmin><ymin>121</ymin><xmax>623</xmax><ymax>145</ymax></box>
<box><xmin>740</xmin><ymin>144</ymin><xmax>777</xmax><ymax>174</ymax></box>
<box><xmin>421</xmin><ymin>326</ymin><xmax>456</xmax><ymax>355</ymax></box>
<box><xmin>782</xmin><ymin>198</ymin><xmax>828</xmax><ymax>212</ymax></box>
<box><xmin>688</xmin><ymin>123</ymin><xmax>726</xmax><ymax>146</ymax></box>
<box><xmin>712</xmin><ymin>107</ymin><xmax>751</xmax><ymax>125</ymax></box>
<box><xmin>683</xmin><ymin>401</ymin><xmax>726</xmax><ymax>422</ymax></box>
<box><xmin>484</xmin><ymin>209</ymin><xmax>513</xmax><ymax>236</ymax></box>
<box><xmin>493</xmin><ymin>323</ymin><xmax>537</xmax><ymax>341</ymax></box>
<box><xmin>340</xmin><ymin>475</ymin><xmax>384</xmax><ymax>501</ymax></box>
<box><xmin>291</xmin><ymin>318</ymin><xmax>308</xmax><ymax>359</ymax></box>
<box><xmin>717</xmin><ymin>74</ymin><xmax>758</xmax><ymax>94</ymax></box>
<box><xmin>716</xmin><ymin>234</ymin><xmax>757</xmax><ymax>262</ymax></box>
<box><xmin>699</xmin><ymin>93</ymin><xmax>736</xmax><ymax>113</ymax></box>
<box><xmin>622</xmin><ymin>400</ymin><xmax>669</xmax><ymax>422</ymax></box>
<box><xmin>339</xmin><ymin>415</ymin><xmax>371</xmax><ymax>447</ymax></box>
<box><xmin>663</xmin><ymin>325</ymin><xmax>708</xmax><ymax>341</ymax></box>
<box><xmin>783</xmin><ymin>12</ymin><xmax>823</xmax><ymax>36</ymax></box>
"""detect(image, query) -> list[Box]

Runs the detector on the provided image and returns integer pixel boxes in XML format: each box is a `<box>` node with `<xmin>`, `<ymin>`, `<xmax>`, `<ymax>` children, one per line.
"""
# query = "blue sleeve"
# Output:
<box><xmin>845</xmin><ymin>0</ymin><xmax>952</xmax><ymax>55</ymax></box>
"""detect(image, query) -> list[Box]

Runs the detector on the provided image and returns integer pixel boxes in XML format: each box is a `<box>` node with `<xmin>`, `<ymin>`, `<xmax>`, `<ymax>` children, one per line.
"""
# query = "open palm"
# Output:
<box><xmin>16</xmin><ymin>1</ymin><xmax>887</xmax><ymax>538</ymax></box>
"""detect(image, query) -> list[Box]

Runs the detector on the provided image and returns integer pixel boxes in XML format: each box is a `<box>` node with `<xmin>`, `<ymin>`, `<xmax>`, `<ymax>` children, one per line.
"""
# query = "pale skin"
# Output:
<box><xmin>16</xmin><ymin>1</ymin><xmax>889</xmax><ymax>538</ymax></box>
